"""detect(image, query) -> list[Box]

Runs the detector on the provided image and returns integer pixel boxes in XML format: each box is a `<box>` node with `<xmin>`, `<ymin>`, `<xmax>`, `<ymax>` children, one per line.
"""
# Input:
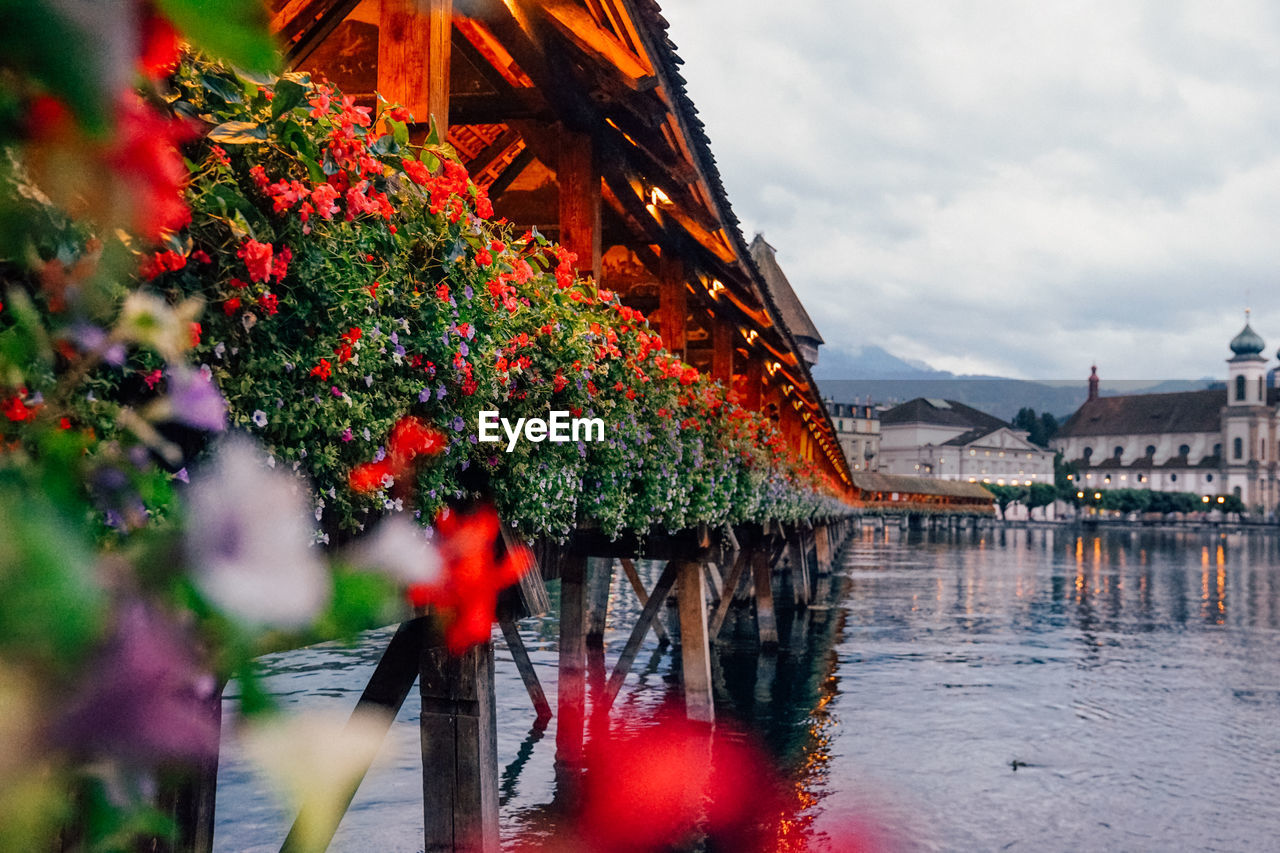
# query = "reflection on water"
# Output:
<box><xmin>213</xmin><ymin>526</ymin><xmax>1280</xmax><ymax>852</ymax></box>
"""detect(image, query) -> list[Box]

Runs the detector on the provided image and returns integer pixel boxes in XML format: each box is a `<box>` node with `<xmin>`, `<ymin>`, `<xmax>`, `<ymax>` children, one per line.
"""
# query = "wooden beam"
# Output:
<box><xmin>558</xmin><ymin>129</ymin><xmax>602</xmax><ymax>281</ymax></box>
<box><xmin>378</xmin><ymin>0</ymin><xmax>453</xmax><ymax>133</ymax></box>
<box><xmin>498</xmin><ymin>616</ymin><xmax>551</xmax><ymax>722</ymax></box>
<box><xmin>584</xmin><ymin>556</ymin><xmax>613</xmax><ymax>647</ymax></box>
<box><xmin>711</xmin><ymin>317</ymin><xmax>734</xmax><ymax>384</ymax></box>
<box><xmin>676</xmin><ymin>560</ymin><xmax>714</xmax><ymax>723</ymax></box>
<box><xmin>556</xmin><ymin>553</ymin><xmax>587</xmax><ymax>772</ymax></box>
<box><xmin>619</xmin><ymin>557</ymin><xmax>670</xmax><ymax>645</ymax></box>
<box><xmin>752</xmin><ymin>546</ymin><xmax>778</xmax><ymax>649</ymax></box>
<box><xmin>601</xmin><ymin>559</ymin><xmax>681</xmax><ymax>711</ymax></box>
<box><xmin>708</xmin><ymin>546</ymin><xmax>750</xmax><ymax>640</ymax></box>
<box><xmin>659</xmin><ymin>252</ymin><xmax>687</xmax><ymax>357</ymax></box>
<box><xmin>539</xmin><ymin>1</ymin><xmax>656</xmax><ymax>90</ymax></box>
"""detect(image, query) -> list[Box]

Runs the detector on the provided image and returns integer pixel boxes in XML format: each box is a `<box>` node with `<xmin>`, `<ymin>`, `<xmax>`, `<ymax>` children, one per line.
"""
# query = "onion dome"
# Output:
<box><xmin>1230</xmin><ymin>314</ymin><xmax>1265</xmax><ymax>357</ymax></box>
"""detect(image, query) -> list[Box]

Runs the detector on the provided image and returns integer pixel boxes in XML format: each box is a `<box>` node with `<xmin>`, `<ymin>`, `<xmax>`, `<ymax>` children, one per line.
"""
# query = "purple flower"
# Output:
<box><xmin>419</xmin><ymin>387</ymin><xmax>431</xmax><ymax>403</ymax></box>
<box><xmin>54</xmin><ymin>602</ymin><xmax>220</xmax><ymax>764</ymax></box>
<box><xmin>175</xmin><ymin>467</ymin><xmax>189</xmax><ymax>483</ymax></box>
<box><xmin>394</xmin><ymin>344</ymin><xmax>406</xmax><ymax>358</ymax></box>
<box><xmin>341</xmin><ymin>428</ymin><xmax>353</xmax><ymax>442</ymax></box>
<box><xmin>331</xmin><ymin>386</ymin><xmax>344</xmax><ymax>397</ymax></box>
<box><xmin>436</xmin><ymin>385</ymin><xmax>447</xmax><ymax>400</ymax></box>
<box><xmin>451</xmin><ymin>416</ymin><xmax>465</xmax><ymax>432</ymax></box>
<box><xmin>166</xmin><ymin>367</ymin><xmax>228</xmax><ymax>432</ymax></box>
<box><xmin>463</xmin><ymin>285</ymin><xmax>474</xmax><ymax>300</ymax></box>
<box><xmin>459</xmin><ymin>342</ymin><xmax>469</xmax><ymax>358</ymax></box>
<box><xmin>72</xmin><ymin>323</ymin><xmax>126</xmax><ymax>366</ymax></box>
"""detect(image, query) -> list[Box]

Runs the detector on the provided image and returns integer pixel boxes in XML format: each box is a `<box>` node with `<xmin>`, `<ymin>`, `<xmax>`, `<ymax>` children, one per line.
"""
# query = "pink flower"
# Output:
<box><xmin>237</xmin><ymin>239</ymin><xmax>273</xmax><ymax>283</ymax></box>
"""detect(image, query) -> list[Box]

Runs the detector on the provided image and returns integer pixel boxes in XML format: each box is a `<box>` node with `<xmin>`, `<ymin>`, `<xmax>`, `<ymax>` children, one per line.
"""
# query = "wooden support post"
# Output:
<box><xmin>708</xmin><ymin>546</ymin><xmax>751</xmax><ymax>640</ymax></box>
<box><xmin>619</xmin><ymin>557</ymin><xmax>669</xmax><ymax>645</ymax></box>
<box><xmin>711</xmin><ymin>319</ymin><xmax>733</xmax><ymax>384</ymax></box>
<box><xmin>281</xmin><ymin>619</ymin><xmax>425</xmax><ymax>853</ymax></box>
<box><xmin>703</xmin><ymin>561</ymin><xmax>724</xmax><ymax>605</ymax></box>
<box><xmin>814</xmin><ymin>522</ymin><xmax>831</xmax><ymax>575</ymax></box>
<box><xmin>752</xmin><ymin>546</ymin><xmax>779</xmax><ymax>649</ymax></box>
<box><xmin>498</xmin><ymin>616</ymin><xmax>552</xmax><ymax>722</ymax></box>
<box><xmin>788</xmin><ymin>527</ymin><xmax>811</xmax><ymax>608</ymax></box>
<box><xmin>378</xmin><ymin>0</ymin><xmax>453</xmax><ymax>132</ymax></box>
<box><xmin>555</xmin><ymin>553</ymin><xmax>587</xmax><ymax>780</ymax></box>
<box><xmin>558</xmin><ymin>130</ymin><xmax>601</xmax><ymax>282</ymax></box>
<box><xmin>419</xmin><ymin>633</ymin><xmax>499</xmax><ymax>853</ymax></box>
<box><xmin>659</xmin><ymin>252</ymin><xmax>687</xmax><ymax>358</ymax></box>
<box><xmin>601</xmin><ymin>559</ymin><xmax>681</xmax><ymax>711</ymax></box>
<box><xmin>584</xmin><ymin>556</ymin><xmax>613</xmax><ymax>647</ymax></box>
<box><xmin>741</xmin><ymin>355</ymin><xmax>762</xmax><ymax>411</ymax></box>
<box><xmin>676</xmin><ymin>560</ymin><xmax>715</xmax><ymax>723</ymax></box>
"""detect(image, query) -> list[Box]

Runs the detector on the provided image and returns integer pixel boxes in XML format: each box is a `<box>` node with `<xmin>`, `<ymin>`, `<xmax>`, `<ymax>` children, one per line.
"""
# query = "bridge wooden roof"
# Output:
<box><xmin>269</xmin><ymin>0</ymin><xmax>852</xmax><ymax>488</ymax></box>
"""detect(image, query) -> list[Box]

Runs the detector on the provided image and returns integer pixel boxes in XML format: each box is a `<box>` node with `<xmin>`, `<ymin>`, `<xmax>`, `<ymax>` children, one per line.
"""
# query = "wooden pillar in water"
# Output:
<box><xmin>419</xmin><ymin>635</ymin><xmax>498</xmax><ymax>853</ymax></box>
<box><xmin>752</xmin><ymin>546</ymin><xmax>779</xmax><ymax>649</ymax></box>
<box><xmin>378</xmin><ymin>0</ymin><xmax>452</xmax><ymax>131</ymax></box>
<box><xmin>584</xmin><ymin>557</ymin><xmax>612</xmax><ymax>647</ymax></box>
<box><xmin>814</xmin><ymin>522</ymin><xmax>831</xmax><ymax>574</ymax></box>
<box><xmin>676</xmin><ymin>559</ymin><xmax>715</xmax><ymax>723</ymax></box>
<box><xmin>555</xmin><ymin>553</ymin><xmax>588</xmax><ymax>796</ymax></box>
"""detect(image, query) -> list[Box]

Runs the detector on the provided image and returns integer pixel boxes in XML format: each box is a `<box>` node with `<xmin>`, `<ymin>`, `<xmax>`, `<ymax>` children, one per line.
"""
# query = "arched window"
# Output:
<box><xmin>1170</xmin><ymin>473</ymin><xmax>1178</xmax><ymax>483</ymax></box>
<box><xmin>1236</xmin><ymin>375</ymin><xmax>1247</xmax><ymax>401</ymax></box>
<box><xmin>1082</xmin><ymin>446</ymin><xmax>1093</xmax><ymax>461</ymax></box>
<box><xmin>1207</xmin><ymin>473</ymin><xmax>1215</xmax><ymax>483</ymax></box>
<box><xmin>1235</xmin><ymin>486</ymin><xmax>1243</xmax><ymax>499</ymax></box>
<box><xmin>1104</xmin><ymin>474</ymin><xmax>1112</xmax><ymax>484</ymax></box>
<box><xmin>1234</xmin><ymin>437</ymin><xmax>1244</xmax><ymax>460</ymax></box>
<box><xmin>1214</xmin><ymin>443</ymin><xmax>1222</xmax><ymax>457</ymax></box>
<box><xmin>1145</xmin><ymin>445</ymin><xmax>1156</xmax><ymax>457</ymax></box>
<box><xmin>1179</xmin><ymin>444</ymin><xmax>1191</xmax><ymax>457</ymax></box>
<box><xmin>1113</xmin><ymin>446</ymin><xmax>1124</xmax><ymax>460</ymax></box>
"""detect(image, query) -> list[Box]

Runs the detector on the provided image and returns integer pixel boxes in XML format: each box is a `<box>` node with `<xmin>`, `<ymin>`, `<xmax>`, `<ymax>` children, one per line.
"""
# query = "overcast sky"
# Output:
<box><xmin>660</xmin><ymin>1</ymin><xmax>1280</xmax><ymax>380</ymax></box>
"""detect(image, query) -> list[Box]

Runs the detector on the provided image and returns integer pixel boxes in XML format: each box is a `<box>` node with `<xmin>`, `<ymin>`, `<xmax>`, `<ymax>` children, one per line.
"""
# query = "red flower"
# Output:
<box><xmin>349</xmin><ymin>459</ymin><xmax>395</xmax><ymax>493</ymax></box>
<box><xmin>388</xmin><ymin>416</ymin><xmax>446</xmax><ymax>461</ymax></box>
<box><xmin>237</xmin><ymin>239</ymin><xmax>273</xmax><ymax>283</ymax></box>
<box><xmin>258</xmin><ymin>293</ymin><xmax>279</xmax><ymax>316</ymax></box>
<box><xmin>138</xmin><ymin>249</ymin><xmax>186</xmax><ymax>281</ymax></box>
<box><xmin>222</xmin><ymin>297</ymin><xmax>241</xmax><ymax>316</ymax></box>
<box><xmin>2</xmin><ymin>395</ymin><xmax>32</xmax><ymax>422</ymax></box>
<box><xmin>310</xmin><ymin>359</ymin><xmax>333</xmax><ymax>380</ymax></box>
<box><xmin>107</xmin><ymin>96</ymin><xmax>193</xmax><ymax>239</ymax></box>
<box><xmin>188</xmin><ymin>322</ymin><xmax>201</xmax><ymax>347</ymax></box>
<box><xmin>407</xmin><ymin>505</ymin><xmax>532</xmax><ymax>653</ymax></box>
<box><xmin>475</xmin><ymin>249</ymin><xmax>492</xmax><ymax>267</ymax></box>
<box><xmin>368</xmin><ymin>282</ymin><xmax>380</xmax><ymax>299</ymax></box>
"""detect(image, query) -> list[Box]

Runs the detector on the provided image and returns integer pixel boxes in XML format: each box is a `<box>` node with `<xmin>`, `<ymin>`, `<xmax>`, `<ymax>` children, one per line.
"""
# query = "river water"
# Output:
<box><xmin>213</xmin><ymin>525</ymin><xmax>1280</xmax><ymax>852</ymax></box>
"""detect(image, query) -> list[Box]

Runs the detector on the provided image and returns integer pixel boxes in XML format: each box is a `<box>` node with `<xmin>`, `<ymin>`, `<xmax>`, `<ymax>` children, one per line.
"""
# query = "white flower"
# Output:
<box><xmin>252</xmin><ymin>410</ymin><xmax>268</xmax><ymax>428</ymax></box>
<box><xmin>344</xmin><ymin>517</ymin><xmax>442</xmax><ymax>586</ymax></box>
<box><xmin>241</xmin><ymin>710</ymin><xmax>396</xmax><ymax>853</ymax></box>
<box><xmin>184</xmin><ymin>436</ymin><xmax>329</xmax><ymax>629</ymax></box>
<box><xmin>117</xmin><ymin>291</ymin><xmax>202</xmax><ymax>360</ymax></box>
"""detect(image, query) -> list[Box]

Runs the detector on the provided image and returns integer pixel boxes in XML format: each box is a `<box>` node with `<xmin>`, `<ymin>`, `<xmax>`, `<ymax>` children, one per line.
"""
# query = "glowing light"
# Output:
<box><xmin>649</xmin><ymin>186</ymin><xmax>672</xmax><ymax>206</ymax></box>
<box><xmin>1202</xmin><ymin>495</ymin><xmax>1211</xmax><ymax>503</ymax></box>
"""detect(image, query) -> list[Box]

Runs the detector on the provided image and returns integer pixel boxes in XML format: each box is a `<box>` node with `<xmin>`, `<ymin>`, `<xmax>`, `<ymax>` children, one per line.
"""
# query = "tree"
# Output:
<box><xmin>986</xmin><ymin>484</ymin><xmax>1028</xmax><ymax>519</ymax></box>
<box><xmin>1026</xmin><ymin>482</ymin><xmax>1057</xmax><ymax>511</ymax></box>
<box><xmin>1011</xmin><ymin>407</ymin><xmax>1060</xmax><ymax>447</ymax></box>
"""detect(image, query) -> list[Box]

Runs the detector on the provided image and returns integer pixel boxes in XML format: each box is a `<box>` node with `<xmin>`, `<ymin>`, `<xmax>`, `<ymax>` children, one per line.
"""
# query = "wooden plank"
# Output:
<box><xmin>676</xmin><ymin>560</ymin><xmax>714</xmax><ymax>723</ymax></box>
<box><xmin>814</xmin><ymin>522</ymin><xmax>832</xmax><ymax>574</ymax></box>
<box><xmin>703</xmin><ymin>561</ymin><xmax>723</xmax><ymax>605</ymax></box>
<box><xmin>708</xmin><ymin>546</ymin><xmax>750</xmax><ymax>640</ymax></box>
<box><xmin>619</xmin><ymin>557</ymin><xmax>669</xmax><ymax>645</ymax></box>
<box><xmin>753</xmin><ymin>547</ymin><xmax>779</xmax><ymax>649</ymax></box>
<box><xmin>419</xmin><ymin>633</ymin><xmax>499</xmax><ymax>853</ymax></box>
<box><xmin>601</xmin><ymin>559</ymin><xmax>681</xmax><ymax>710</ymax></box>
<box><xmin>555</xmin><ymin>553</ymin><xmax>588</xmax><ymax>772</ymax></box>
<box><xmin>378</xmin><ymin>0</ymin><xmax>453</xmax><ymax>133</ymax></box>
<box><xmin>584</xmin><ymin>556</ymin><xmax>613</xmax><ymax>646</ymax></box>
<box><xmin>279</xmin><ymin>619</ymin><xmax>425</xmax><ymax>853</ymax></box>
<box><xmin>498</xmin><ymin>616</ymin><xmax>552</xmax><ymax>722</ymax></box>
<box><xmin>791</xmin><ymin>527</ymin><xmax>811</xmax><ymax>608</ymax></box>
<box><xmin>659</xmin><ymin>252</ymin><xmax>687</xmax><ymax>357</ymax></box>
<box><xmin>539</xmin><ymin>1</ymin><xmax>656</xmax><ymax>90</ymax></box>
<box><xmin>557</xmin><ymin>129</ymin><xmax>602</xmax><ymax>281</ymax></box>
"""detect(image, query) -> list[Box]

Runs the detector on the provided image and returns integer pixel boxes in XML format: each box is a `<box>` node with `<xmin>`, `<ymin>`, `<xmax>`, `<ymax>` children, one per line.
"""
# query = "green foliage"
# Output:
<box><xmin>1011</xmin><ymin>406</ymin><xmax>1059</xmax><ymax>447</ymax></box>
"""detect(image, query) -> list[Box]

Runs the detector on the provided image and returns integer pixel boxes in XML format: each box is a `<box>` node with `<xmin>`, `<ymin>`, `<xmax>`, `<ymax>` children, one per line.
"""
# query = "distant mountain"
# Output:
<box><xmin>814</xmin><ymin>346</ymin><xmax>1216</xmax><ymax>421</ymax></box>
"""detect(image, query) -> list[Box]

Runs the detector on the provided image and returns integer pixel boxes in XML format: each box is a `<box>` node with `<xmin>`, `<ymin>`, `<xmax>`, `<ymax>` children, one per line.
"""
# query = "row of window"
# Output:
<box><xmin>1080</xmin><ymin>439</ymin><xmax>1274</xmax><ymax>463</ymax></box>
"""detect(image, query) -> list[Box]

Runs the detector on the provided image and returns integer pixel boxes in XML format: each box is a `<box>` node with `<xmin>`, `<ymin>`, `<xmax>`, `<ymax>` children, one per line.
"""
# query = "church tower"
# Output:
<box><xmin>1227</xmin><ymin>311</ymin><xmax>1267</xmax><ymax>406</ymax></box>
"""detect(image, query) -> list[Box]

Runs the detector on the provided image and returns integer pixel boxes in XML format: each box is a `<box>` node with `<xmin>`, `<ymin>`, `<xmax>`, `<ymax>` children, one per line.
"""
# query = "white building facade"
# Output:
<box><xmin>828</xmin><ymin>401</ymin><xmax>881</xmax><ymax>472</ymax></box>
<box><xmin>1052</xmin><ymin>318</ymin><xmax>1280</xmax><ymax>512</ymax></box>
<box><xmin>879</xmin><ymin>398</ymin><xmax>1055</xmax><ymax>486</ymax></box>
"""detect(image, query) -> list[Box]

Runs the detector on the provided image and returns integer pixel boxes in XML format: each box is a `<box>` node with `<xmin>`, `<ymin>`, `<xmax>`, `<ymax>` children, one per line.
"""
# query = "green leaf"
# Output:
<box><xmin>392</xmin><ymin>118</ymin><xmax>409</xmax><ymax>147</ymax></box>
<box><xmin>424</xmin><ymin>116</ymin><xmax>441</xmax><ymax>146</ymax></box>
<box><xmin>420</xmin><ymin>151</ymin><xmax>441</xmax><ymax>173</ymax></box>
<box><xmin>200</xmin><ymin>73</ymin><xmax>244</xmax><ymax>106</ymax></box>
<box><xmin>271</xmin><ymin>79</ymin><xmax>307</xmax><ymax>120</ymax></box>
<box><xmin>207</xmin><ymin>120</ymin><xmax>267</xmax><ymax>144</ymax></box>
<box><xmin>155</xmin><ymin>0</ymin><xmax>279</xmax><ymax>72</ymax></box>
<box><xmin>298</xmin><ymin>153</ymin><xmax>326</xmax><ymax>184</ymax></box>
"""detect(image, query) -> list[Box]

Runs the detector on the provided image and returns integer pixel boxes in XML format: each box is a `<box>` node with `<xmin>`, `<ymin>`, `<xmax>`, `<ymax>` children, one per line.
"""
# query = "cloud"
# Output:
<box><xmin>662</xmin><ymin>0</ymin><xmax>1280</xmax><ymax>379</ymax></box>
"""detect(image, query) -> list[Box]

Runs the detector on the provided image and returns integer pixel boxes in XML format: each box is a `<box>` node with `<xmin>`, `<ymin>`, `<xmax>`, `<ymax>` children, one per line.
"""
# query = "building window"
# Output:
<box><xmin>1146</xmin><ymin>445</ymin><xmax>1156</xmax><ymax>457</ymax></box>
<box><xmin>1083</xmin><ymin>447</ymin><xmax>1093</xmax><ymax>461</ymax></box>
<box><xmin>1236</xmin><ymin>374</ymin><xmax>1247</xmax><ymax>401</ymax></box>
<box><xmin>1263</xmin><ymin>439</ymin><xmax>1267</xmax><ymax>460</ymax></box>
<box><xmin>1207</xmin><ymin>474</ymin><xmax>1214</xmax><ymax>483</ymax></box>
<box><xmin>1138</xmin><ymin>474</ymin><xmax>1147</xmax><ymax>483</ymax></box>
<box><xmin>1170</xmin><ymin>474</ymin><xmax>1178</xmax><ymax>483</ymax></box>
<box><xmin>1234</xmin><ymin>437</ymin><xmax>1243</xmax><ymax>460</ymax></box>
<box><xmin>1113</xmin><ymin>446</ymin><xmax>1123</xmax><ymax>460</ymax></box>
<box><xmin>1214</xmin><ymin>443</ymin><xmax>1221</xmax><ymax>458</ymax></box>
<box><xmin>1179</xmin><ymin>444</ymin><xmax>1190</xmax><ymax>457</ymax></box>
<box><xmin>1104</xmin><ymin>475</ymin><xmax>1112</xmax><ymax>483</ymax></box>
